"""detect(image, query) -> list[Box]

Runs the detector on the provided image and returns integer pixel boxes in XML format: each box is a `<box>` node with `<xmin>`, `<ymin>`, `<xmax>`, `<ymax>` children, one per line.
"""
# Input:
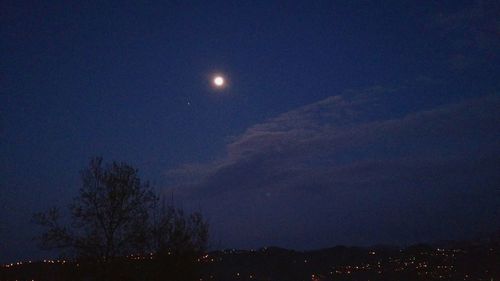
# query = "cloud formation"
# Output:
<box><xmin>166</xmin><ymin>90</ymin><xmax>500</xmax><ymax>249</ymax></box>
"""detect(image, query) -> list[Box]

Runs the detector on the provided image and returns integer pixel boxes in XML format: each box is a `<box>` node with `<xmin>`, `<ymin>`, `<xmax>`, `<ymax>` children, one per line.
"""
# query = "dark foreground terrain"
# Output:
<box><xmin>2</xmin><ymin>240</ymin><xmax>499</xmax><ymax>281</ymax></box>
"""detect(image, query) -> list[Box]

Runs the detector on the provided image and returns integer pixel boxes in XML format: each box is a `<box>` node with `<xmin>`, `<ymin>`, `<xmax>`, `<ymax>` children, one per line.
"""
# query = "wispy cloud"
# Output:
<box><xmin>165</xmin><ymin>91</ymin><xmax>500</xmax><ymax>248</ymax></box>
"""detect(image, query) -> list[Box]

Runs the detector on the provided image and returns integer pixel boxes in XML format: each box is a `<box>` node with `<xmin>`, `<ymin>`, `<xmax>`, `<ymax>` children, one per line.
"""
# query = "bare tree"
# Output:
<box><xmin>148</xmin><ymin>201</ymin><xmax>209</xmax><ymax>280</ymax></box>
<box><xmin>34</xmin><ymin>157</ymin><xmax>156</xmax><ymax>261</ymax></box>
<box><xmin>152</xmin><ymin>201</ymin><xmax>209</xmax><ymax>255</ymax></box>
<box><xmin>34</xmin><ymin>157</ymin><xmax>209</xmax><ymax>280</ymax></box>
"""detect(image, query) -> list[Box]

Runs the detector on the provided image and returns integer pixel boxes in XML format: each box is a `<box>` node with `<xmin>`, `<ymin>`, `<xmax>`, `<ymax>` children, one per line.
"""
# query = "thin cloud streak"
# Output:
<box><xmin>165</xmin><ymin>91</ymin><xmax>500</xmax><ymax>249</ymax></box>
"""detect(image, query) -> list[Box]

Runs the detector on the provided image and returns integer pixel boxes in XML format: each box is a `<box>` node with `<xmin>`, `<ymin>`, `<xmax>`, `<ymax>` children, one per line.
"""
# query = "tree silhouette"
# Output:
<box><xmin>33</xmin><ymin>157</ymin><xmax>209</xmax><ymax>281</ymax></box>
<box><xmin>148</xmin><ymin>202</ymin><xmax>209</xmax><ymax>280</ymax></box>
<box><xmin>34</xmin><ymin>157</ymin><xmax>156</xmax><ymax>261</ymax></box>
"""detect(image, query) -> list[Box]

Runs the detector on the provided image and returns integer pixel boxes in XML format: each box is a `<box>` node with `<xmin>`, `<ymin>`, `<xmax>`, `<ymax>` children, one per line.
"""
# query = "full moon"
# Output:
<box><xmin>213</xmin><ymin>76</ymin><xmax>224</xmax><ymax>87</ymax></box>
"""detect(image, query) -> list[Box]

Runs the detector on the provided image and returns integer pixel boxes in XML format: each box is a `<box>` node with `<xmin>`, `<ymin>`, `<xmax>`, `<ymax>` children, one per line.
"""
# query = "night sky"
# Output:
<box><xmin>1</xmin><ymin>0</ymin><xmax>499</xmax><ymax>263</ymax></box>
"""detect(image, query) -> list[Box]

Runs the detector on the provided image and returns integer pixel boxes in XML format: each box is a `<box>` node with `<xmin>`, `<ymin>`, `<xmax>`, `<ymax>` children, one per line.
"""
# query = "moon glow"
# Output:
<box><xmin>213</xmin><ymin>76</ymin><xmax>225</xmax><ymax>87</ymax></box>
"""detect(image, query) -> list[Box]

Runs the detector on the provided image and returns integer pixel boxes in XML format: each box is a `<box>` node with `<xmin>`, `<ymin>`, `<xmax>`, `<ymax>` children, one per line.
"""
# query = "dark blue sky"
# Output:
<box><xmin>1</xmin><ymin>0</ymin><xmax>499</xmax><ymax>263</ymax></box>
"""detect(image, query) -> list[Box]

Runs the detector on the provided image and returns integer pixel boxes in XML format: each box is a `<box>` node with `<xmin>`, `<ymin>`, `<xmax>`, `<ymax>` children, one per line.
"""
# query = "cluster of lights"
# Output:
<box><xmin>3</xmin><ymin>247</ymin><xmax>496</xmax><ymax>281</ymax></box>
<box><xmin>229</xmin><ymin>272</ymin><xmax>255</xmax><ymax>279</ymax></box>
<box><xmin>2</xmin><ymin>261</ymin><xmax>31</xmax><ymax>268</ymax></box>
<box><xmin>197</xmin><ymin>254</ymin><xmax>218</xmax><ymax>263</ymax></box>
<box><xmin>125</xmin><ymin>252</ymin><xmax>156</xmax><ymax>260</ymax></box>
<box><xmin>325</xmin><ymin>248</ymin><xmax>489</xmax><ymax>281</ymax></box>
<box><xmin>2</xmin><ymin>251</ymin><xmax>201</xmax><ymax>269</ymax></box>
<box><xmin>200</xmin><ymin>247</ymin><xmax>495</xmax><ymax>281</ymax></box>
<box><xmin>1</xmin><ymin>259</ymin><xmax>70</xmax><ymax>268</ymax></box>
